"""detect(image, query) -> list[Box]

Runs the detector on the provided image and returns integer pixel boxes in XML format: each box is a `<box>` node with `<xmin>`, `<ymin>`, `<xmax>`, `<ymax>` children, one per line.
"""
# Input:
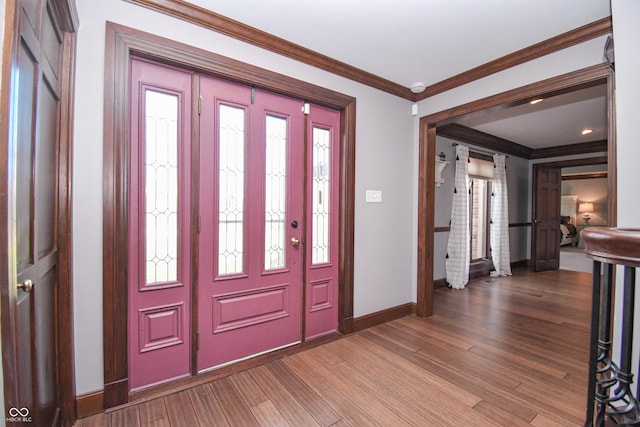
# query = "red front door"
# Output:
<box><xmin>128</xmin><ymin>62</ymin><xmax>340</xmax><ymax>387</ymax></box>
<box><xmin>197</xmin><ymin>77</ymin><xmax>304</xmax><ymax>370</ymax></box>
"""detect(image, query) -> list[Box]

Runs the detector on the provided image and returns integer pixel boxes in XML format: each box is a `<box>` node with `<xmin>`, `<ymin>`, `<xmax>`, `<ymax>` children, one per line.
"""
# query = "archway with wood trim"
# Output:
<box><xmin>416</xmin><ymin>64</ymin><xmax>616</xmax><ymax>317</ymax></box>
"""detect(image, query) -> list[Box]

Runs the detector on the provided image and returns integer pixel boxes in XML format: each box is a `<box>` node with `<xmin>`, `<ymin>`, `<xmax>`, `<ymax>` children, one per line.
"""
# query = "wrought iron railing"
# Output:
<box><xmin>584</xmin><ymin>228</ymin><xmax>640</xmax><ymax>426</ymax></box>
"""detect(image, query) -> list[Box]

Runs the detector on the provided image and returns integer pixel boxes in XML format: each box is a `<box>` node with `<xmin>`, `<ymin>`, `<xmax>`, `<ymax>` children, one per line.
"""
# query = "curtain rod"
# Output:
<box><xmin>451</xmin><ymin>143</ymin><xmax>508</xmax><ymax>158</ymax></box>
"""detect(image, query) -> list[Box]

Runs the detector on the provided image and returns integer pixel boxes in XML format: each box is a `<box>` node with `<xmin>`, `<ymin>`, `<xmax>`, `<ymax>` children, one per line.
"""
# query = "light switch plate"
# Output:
<box><xmin>365</xmin><ymin>190</ymin><xmax>382</xmax><ymax>203</ymax></box>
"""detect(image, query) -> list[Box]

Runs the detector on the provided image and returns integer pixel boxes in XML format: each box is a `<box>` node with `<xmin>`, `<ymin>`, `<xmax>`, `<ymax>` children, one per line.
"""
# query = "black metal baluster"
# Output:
<box><xmin>607</xmin><ymin>266</ymin><xmax>640</xmax><ymax>425</ymax></box>
<box><xmin>587</xmin><ymin>260</ymin><xmax>603</xmax><ymax>426</ymax></box>
<box><xmin>596</xmin><ymin>263</ymin><xmax>616</xmax><ymax>427</ymax></box>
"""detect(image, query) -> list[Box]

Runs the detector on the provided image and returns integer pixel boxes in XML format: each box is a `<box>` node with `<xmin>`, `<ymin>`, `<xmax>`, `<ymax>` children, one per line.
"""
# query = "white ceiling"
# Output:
<box><xmin>183</xmin><ymin>0</ymin><xmax>612</xmax><ymax>149</ymax></box>
<box><xmin>457</xmin><ymin>84</ymin><xmax>608</xmax><ymax>148</ymax></box>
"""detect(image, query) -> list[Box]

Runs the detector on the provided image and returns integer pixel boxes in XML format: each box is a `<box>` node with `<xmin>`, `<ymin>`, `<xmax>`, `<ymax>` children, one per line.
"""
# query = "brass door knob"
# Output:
<box><xmin>17</xmin><ymin>279</ymin><xmax>34</xmax><ymax>293</ymax></box>
<box><xmin>290</xmin><ymin>237</ymin><xmax>301</xmax><ymax>246</ymax></box>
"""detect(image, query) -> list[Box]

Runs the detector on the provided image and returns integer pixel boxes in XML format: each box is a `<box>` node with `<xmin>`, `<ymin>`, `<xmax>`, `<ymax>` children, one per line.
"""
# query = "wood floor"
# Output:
<box><xmin>77</xmin><ymin>268</ymin><xmax>592</xmax><ymax>426</ymax></box>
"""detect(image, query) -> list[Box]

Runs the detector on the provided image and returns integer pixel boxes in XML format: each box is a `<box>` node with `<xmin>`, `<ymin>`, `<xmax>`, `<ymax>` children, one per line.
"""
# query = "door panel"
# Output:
<box><xmin>533</xmin><ymin>166</ymin><xmax>561</xmax><ymax>271</ymax></box>
<box><xmin>128</xmin><ymin>59</ymin><xmax>192</xmax><ymax>391</ymax></box>
<box><xmin>16</xmin><ymin>40</ymin><xmax>37</xmax><ymax>274</ymax></box>
<box><xmin>305</xmin><ymin>105</ymin><xmax>340</xmax><ymax>339</ymax></box>
<box><xmin>197</xmin><ymin>78</ymin><xmax>303</xmax><ymax>371</ymax></box>
<box><xmin>36</xmin><ymin>77</ymin><xmax>59</xmax><ymax>257</ymax></box>
<box><xmin>34</xmin><ymin>267</ymin><xmax>57</xmax><ymax>421</ymax></box>
<box><xmin>11</xmin><ymin>0</ymin><xmax>63</xmax><ymax>424</ymax></box>
<box><xmin>15</xmin><ymin>291</ymin><xmax>34</xmax><ymax>416</ymax></box>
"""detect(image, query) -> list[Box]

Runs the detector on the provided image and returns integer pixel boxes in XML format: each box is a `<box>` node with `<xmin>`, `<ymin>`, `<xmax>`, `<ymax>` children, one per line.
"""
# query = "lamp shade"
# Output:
<box><xmin>579</xmin><ymin>202</ymin><xmax>594</xmax><ymax>213</ymax></box>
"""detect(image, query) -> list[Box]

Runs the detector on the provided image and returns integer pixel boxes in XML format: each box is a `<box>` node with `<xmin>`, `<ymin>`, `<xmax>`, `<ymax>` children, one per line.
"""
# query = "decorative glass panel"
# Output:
<box><xmin>264</xmin><ymin>115</ymin><xmax>287</xmax><ymax>270</ymax></box>
<box><xmin>312</xmin><ymin>127</ymin><xmax>330</xmax><ymax>264</ymax></box>
<box><xmin>218</xmin><ymin>105</ymin><xmax>245</xmax><ymax>275</ymax></box>
<box><xmin>145</xmin><ymin>90</ymin><xmax>179</xmax><ymax>284</ymax></box>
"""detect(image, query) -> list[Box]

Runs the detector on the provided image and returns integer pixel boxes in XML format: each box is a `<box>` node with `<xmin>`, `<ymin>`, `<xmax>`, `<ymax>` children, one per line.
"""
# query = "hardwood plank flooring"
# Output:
<box><xmin>76</xmin><ymin>268</ymin><xmax>592</xmax><ymax>426</ymax></box>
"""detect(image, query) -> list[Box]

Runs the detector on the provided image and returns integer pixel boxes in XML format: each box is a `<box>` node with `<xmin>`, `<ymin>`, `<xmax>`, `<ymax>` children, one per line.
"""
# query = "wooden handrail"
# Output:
<box><xmin>582</xmin><ymin>228</ymin><xmax>640</xmax><ymax>268</ymax></box>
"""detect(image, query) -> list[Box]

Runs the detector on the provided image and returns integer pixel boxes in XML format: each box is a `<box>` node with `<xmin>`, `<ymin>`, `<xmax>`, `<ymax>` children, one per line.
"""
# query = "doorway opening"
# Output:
<box><xmin>532</xmin><ymin>157</ymin><xmax>609</xmax><ymax>274</ymax></box>
<box><xmin>416</xmin><ymin>64</ymin><xmax>616</xmax><ymax>317</ymax></box>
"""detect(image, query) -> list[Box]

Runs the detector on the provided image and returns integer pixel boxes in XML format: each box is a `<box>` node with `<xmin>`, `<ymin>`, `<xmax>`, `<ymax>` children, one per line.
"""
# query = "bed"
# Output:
<box><xmin>560</xmin><ymin>216</ymin><xmax>579</xmax><ymax>246</ymax></box>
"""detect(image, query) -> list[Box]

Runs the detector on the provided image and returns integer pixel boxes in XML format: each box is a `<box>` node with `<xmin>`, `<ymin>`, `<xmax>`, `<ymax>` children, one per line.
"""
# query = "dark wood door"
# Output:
<box><xmin>5</xmin><ymin>1</ymin><xmax>67</xmax><ymax>424</ymax></box>
<box><xmin>532</xmin><ymin>165</ymin><xmax>561</xmax><ymax>272</ymax></box>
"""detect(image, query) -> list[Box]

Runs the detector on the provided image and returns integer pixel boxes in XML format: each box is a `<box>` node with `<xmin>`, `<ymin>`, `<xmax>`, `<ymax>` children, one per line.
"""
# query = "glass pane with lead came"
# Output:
<box><xmin>264</xmin><ymin>115</ymin><xmax>287</xmax><ymax>270</ymax></box>
<box><xmin>312</xmin><ymin>127</ymin><xmax>330</xmax><ymax>265</ymax></box>
<box><xmin>218</xmin><ymin>105</ymin><xmax>246</xmax><ymax>275</ymax></box>
<box><xmin>145</xmin><ymin>90</ymin><xmax>179</xmax><ymax>284</ymax></box>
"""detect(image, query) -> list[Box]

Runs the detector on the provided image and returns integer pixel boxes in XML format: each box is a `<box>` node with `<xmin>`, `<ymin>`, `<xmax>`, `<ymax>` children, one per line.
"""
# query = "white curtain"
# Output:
<box><xmin>446</xmin><ymin>145</ymin><xmax>470</xmax><ymax>289</ymax></box>
<box><xmin>490</xmin><ymin>154</ymin><xmax>512</xmax><ymax>277</ymax></box>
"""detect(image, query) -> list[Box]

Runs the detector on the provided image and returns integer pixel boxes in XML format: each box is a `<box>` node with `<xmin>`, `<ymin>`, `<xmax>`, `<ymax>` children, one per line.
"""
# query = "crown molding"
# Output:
<box><xmin>125</xmin><ymin>0</ymin><xmax>414</xmax><ymax>99</ymax></box>
<box><xmin>530</xmin><ymin>140</ymin><xmax>607</xmax><ymax>159</ymax></box>
<box><xmin>437</xmin><ymin>124</ymin><xmax>608</xmax><ymax>160</ymax></box>
<box><xmin>125</xmin><ymin>1</ymin><xmax>611</xmax><ymax>102</ymax></box>
<box><xmin>562</xmin><ymin>171</ymin><xmax>608</xmax><ymax>180</ymax></box>
<box><xmin>415</xmin><ymin>17</ymin><xmax>612</xmax><ymax>101</ymax></box>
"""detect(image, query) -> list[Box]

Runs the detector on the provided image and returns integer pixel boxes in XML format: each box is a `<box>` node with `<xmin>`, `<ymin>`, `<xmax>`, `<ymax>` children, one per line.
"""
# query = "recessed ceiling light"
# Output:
<box><xmin>529</xmin><ymin>98</ymin><xmax>543</xmax><ymax>105</ymax></box>
<box><xmin>582</xmin><ymin>129</ymin><xmax>593</xmax><ymax>135</ymax></box>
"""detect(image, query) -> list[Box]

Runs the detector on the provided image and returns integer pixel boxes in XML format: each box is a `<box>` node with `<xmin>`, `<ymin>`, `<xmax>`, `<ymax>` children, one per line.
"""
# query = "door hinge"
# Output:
<box><xmin>196</xmin><ymin>331</ymin><xmax>200</xmax><ymax>351</ymax></box>
<box><xmin>198</xmin><ymin>96</ymin><xmax>202</xmax><ymax>115</ymax></box>
<box><xmin>197</xmin><ymin>215</ymin><xmax>201</xmax><ymax>233</ymax></box>
<box><xmin>302</xmin><ymin>102</ymin><xmax>310</xmax><ymax>115</ymax></box>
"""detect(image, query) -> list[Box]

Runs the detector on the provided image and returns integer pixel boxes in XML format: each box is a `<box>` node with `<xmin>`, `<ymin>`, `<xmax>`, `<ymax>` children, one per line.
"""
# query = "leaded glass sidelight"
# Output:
<box><xmin>312</xmin><ymin>127</ymin><xmax>330</xmax><ymax>264</ymax></box>
<box><xmin>145</xmin><ymin>90</ymin><xmax>179</xmax><ymax>284</ymax></box>
<box><xmin>218</xmin><ymin>105</ymin><xmax>246</xmax><ymax>275</ymax></box>
<box><xmin>264</xmin><ymin>115</ymin><xmax>287</xmax><ymax>270</ymax></box>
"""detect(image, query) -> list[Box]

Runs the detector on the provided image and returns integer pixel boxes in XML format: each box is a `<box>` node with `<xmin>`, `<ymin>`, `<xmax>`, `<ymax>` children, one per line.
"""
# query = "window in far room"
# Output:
<box><xmin>468</xmin><ymin>156</ymin><xmax>494</xmax><ymax>262</ymax></box>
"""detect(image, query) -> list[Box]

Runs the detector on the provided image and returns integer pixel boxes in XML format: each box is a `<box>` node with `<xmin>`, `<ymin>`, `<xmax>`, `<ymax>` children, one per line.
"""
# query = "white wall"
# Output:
<box><xmin>610</xmin><ymin>0</ymin><xmax>640</xmax><ymax>385</ymax></box>
<box><xmin>73</xmin><ymin>0</ymin><xmax>415</xmax><ymax>394</ymax></box>
<box><xmin>612</xmin><ymin>2</ymin><xmax>640</xmax><ymax>227</ymax></box>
